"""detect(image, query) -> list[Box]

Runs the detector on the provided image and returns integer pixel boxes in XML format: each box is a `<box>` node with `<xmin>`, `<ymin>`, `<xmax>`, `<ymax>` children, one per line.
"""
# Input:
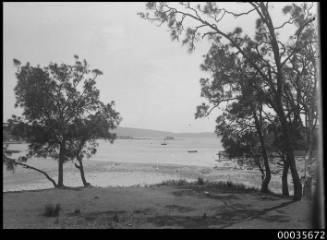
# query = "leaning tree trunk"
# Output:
<box><xmin>260</xmin><ymin>149</ymin><xmax>271</xmax><ymax>193</ymax></box>
<box><xmin>281</xmin><ymin>154</ymin><xmax>290</xmax><ymax>197</ymax></box>
<box><xmin>252</xmin><ymin>153</ymin><xmax>265</xmax><ymax>182</ymax></box>
<box><xmin>252</xmin><ymin>110</ymin><xmax>271</xmax><ymax>193</ymax></box>
<box><xmin>15</xmin><ymin>161</ymin><xmax>57</xmax><ymax>188</ymax></box>
<box><xmin>57</xmin><ymin>141</ymin><xmax>65</xmax><ymax>188</ymax></box>
<box><xmin>75</xmin><ymin>157</ymin><xmax>90</xmax><ymax>187</ymax></box>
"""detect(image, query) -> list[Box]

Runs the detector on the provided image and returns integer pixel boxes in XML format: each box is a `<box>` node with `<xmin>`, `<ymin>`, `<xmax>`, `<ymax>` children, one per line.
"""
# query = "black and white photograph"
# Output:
<box><xmin>2</xmin><ymin>2</ymin><xmax>325</xmax><ymax>229</ymax></box>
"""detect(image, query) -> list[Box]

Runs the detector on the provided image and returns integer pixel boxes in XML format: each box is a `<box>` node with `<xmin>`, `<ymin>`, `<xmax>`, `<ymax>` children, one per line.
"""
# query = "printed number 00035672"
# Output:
<box><xmin>277</xmin><ymin>231</ymin><xmax>325</xmax><ymax>240</ymax></box>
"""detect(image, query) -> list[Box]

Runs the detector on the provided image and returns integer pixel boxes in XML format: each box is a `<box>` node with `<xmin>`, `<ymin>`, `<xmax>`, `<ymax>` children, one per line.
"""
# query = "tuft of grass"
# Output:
<box><xmin>74</xmin><ymin>208</ymin><xmax>81</xmax><ymax>215</ymax></box>
<box><xmin>197</xmin><ymin>177</ymin><xmax>205</xmax><ymax>185</ymax></box>
<box><xmin>43</xmin><ymin>203</ymin><xmax>61</xmax><ymax>217</ymax></box>
<box><xmin>113</xmin><ymin>213</ymin><xmax>119</xmax><ymax>223</ymax></box>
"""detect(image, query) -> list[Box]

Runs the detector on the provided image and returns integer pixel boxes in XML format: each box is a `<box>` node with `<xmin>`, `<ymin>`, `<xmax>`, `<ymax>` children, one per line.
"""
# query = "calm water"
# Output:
<box><xmin>5</xmin><ymin>137</ymin><xmax>222</xmax><ymax>166</ymax></box>
<box><xmin>93</xmin><ymin>137</ymin><xmax>222</xmax><ymax>167</ymax></box>
<box><xmin>4</xmin><ymin>137</ymin><xmax>223</xmax><ymax>191</ymax></box>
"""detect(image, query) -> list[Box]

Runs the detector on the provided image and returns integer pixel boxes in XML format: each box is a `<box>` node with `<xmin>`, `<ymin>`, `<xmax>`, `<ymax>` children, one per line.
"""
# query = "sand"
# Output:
<box><xmin>3</xmin><ymin>183</ymin><xmax>312</xmax><ymax>229</ymax></box>
<box><xmin>4</xmin><ymin>159</ymin><xmax>294</xmax><ymax>194</ymax></box>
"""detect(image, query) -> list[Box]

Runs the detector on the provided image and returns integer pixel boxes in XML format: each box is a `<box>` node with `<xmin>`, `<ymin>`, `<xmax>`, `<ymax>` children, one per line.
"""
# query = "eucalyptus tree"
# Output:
<box><xmin>282</xmin><ymin>20</ymin><xmax>318</xmax><ymax>175</ymax></box>
<box><xmin>8</xmin><ymin>56</ymin><xmax>121</xmax><ymax>188</ymax></box>
<box><xmin>273</xmin><ymin>19</ymin><xmax>319</xmax><ymax>194</ymax></box>
<box><xmin>140</xmin><ymin>2</ymin><xmax>316</xmax><ymax>200</ymax></box>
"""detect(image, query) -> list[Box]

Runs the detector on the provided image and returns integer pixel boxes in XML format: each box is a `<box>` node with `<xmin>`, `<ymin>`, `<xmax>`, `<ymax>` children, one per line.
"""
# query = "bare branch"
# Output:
<box><xmin>274</xmin><ymin>18</ymin><xmax>294</xmax><ymax>30</ymax></box>
<box><xmin>221</xmin><ymin>7</ymin><xmax>256</xmax><ymax>17</ymax></box>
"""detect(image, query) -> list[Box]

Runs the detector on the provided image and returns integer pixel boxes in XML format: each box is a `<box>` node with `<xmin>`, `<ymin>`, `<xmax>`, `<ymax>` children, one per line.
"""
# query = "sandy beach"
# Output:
<box><xmin>4</xmin><ymin>159</ymin><xmax>295</xmax><ymax>194</ymax></box>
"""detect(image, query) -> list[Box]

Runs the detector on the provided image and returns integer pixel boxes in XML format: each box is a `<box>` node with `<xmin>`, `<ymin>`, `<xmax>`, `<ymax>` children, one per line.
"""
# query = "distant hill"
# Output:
<box><xmin>113</xmin><ymin>127</ymin><xmax>216</xmax><ymax>139</ymax></box>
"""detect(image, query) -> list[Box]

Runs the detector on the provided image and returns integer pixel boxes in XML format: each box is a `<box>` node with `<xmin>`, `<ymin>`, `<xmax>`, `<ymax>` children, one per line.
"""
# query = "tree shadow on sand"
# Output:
<box><xmin>147</xmin><ymin>200</ymin><xmax>295</xmax><ymax>228</ymax></box>
<box><xmin>147</xmin><ymin>184</ymin><xmax>297</xmax><ymax>228</ymax></box>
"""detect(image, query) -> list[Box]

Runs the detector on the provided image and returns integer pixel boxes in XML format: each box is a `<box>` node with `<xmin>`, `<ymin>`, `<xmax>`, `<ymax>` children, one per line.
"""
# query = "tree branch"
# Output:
<box><xmin>14</xmin><ymin>161</ymin><xmax>57</xmax><ymax>187</ymax></box>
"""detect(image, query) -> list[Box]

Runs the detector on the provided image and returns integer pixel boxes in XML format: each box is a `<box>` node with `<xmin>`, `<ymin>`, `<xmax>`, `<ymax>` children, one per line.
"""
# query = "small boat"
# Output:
<box><xmin>187</xmin><ymin>150</ymin><xmax>198</xmax><ymax>153</ymax></box>
<box><xmin>164</xmin><ymin>136</ymin><xmax>174</xmax><ymax>140</ymax></box>
<box><xmin>161</xmin><ymin>143</ymin><xmax>167</xmax><ymax>146</ymax></box>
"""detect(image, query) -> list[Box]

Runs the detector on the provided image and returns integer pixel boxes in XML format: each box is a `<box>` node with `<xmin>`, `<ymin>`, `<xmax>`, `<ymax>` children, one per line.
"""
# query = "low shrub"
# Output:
<box><xmin>197</xmin><ymin>177</ymin><xmax>205</xmax><ymax>185</ymax></box>
<box><xmin>43</xmin><ymin>203</ymin><xmax>61</xmax><ymax>217</ymax></box>
<box><xmin>158</xmin><ymin>179</ymin><xmax>189</xmax><ymax>186</ymax></box>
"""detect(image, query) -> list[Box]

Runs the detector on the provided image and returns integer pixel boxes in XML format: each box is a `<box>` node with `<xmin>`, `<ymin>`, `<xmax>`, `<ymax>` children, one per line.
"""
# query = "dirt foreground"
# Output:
<box><xmin>3</xmin><ymin>183</ymin><xmax>312</xmax><ymax>229</ymax></box>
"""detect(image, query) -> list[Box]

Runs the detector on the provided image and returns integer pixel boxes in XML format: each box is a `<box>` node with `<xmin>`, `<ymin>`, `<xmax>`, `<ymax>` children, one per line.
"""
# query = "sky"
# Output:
<box><xmin>3</xmin><ymin>2</ymin><xmax>316</xmax><ymax>133</ymax></box>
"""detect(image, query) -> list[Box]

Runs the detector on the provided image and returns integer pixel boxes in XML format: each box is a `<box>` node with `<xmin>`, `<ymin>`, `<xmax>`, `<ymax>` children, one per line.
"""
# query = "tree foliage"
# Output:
<box><xmin>7</xmin><ymin>56</ymin><xmax>121</xmax><ymax>187</ymax></box>
<box><xmin>140</xmin><ymin>2</ymin><xmax>317</xmax><ymax>200</ymax></box>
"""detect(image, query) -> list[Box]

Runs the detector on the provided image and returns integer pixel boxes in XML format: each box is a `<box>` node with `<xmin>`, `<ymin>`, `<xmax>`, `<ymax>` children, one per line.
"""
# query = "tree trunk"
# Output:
<box><xmin>79</xmin><ymin>159</ymin><xmax>90</xmax><ymax>187</ymax></box>
<box><xmin>252</xmin><ymin>153</ymin><xmax>265</xmax><ymax>182</ymax></box>
<box><xmin>281</xmin><ymin>155</ymin><xmax>290</xmax><ymax>197</ymax></box>
<box><xmin>74</xmin><ymin>157</ymin><xmax>90</xmax><ymax>187</ymax></box>
<box><xmin>57</xmin><ymin>141</ymin><xmax>65</xmax><ymax>188</ymax></box>
<box><xmin>260</xmin><ymin>155</ymin><xmax>271</xmax><ymax>193</ymax></box>
<box><xmin>252</xmin><ymin>110</ymin><xmax>271</xmax><ymax>193</ymax></box>
<box><xmin>278</xmin><ymin>105</ymin><xmax>302</xmax><ymax>200</ymax></box>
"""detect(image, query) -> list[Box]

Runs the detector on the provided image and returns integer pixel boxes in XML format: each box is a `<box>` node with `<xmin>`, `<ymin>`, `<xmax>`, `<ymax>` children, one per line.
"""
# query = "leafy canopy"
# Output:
<box><xmin>8</xmin><ymin>56</ymin><xmax>121</xmax><ymax>162</ymax></box>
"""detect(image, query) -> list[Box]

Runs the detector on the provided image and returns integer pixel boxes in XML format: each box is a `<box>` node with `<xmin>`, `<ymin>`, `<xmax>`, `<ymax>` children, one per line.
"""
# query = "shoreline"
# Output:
<box><xmin>4</xmin><ymin>159</ymin><xmax>291</xmax><ymax>194</ymax></box>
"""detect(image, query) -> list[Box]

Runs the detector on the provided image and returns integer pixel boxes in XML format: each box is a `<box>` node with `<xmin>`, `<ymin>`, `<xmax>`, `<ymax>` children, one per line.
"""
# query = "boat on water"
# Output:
<box><xmin>187</xmin><ymin>150</ymin><xmax>198</xmax><ymax>153</ymax></box>
<box><xmin>164</xmin><ymin>136</ymin><xmax>174</xmax><ymax>140</ymax></box>
<box><xmin>161</xmin><ymin>136</ymin><xmax>173</xmax><ymax>145</ymax></box>
<box><xmin>4</xmin><ymin>149</ymin><xmax>21</xmax><ymax>154</ymax></box>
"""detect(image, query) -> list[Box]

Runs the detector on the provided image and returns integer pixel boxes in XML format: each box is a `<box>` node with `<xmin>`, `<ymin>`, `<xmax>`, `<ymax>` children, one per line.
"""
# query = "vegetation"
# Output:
<box><xmin>158</xmin><ymin>179</ymin><xmax>260</xmax><ymax>194</ymax></box>
<box><xmin>5</xmin><ymin>56</ymin><xmax>121</xmax><ymax>188</ymax></box>
<box><xmin>140</xmin><ymin>2</ymin><xmax>318</xmax><ymax>200</ymax></box>
<box><xmin>197</xmin><ymin>177</ymin><xmax>205</xmax><ymax>185</ymax></box>
<box><xmin>43</xmin><ymin>203</ymin><xmax>61</xmax><ymax>217</ymax></box>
